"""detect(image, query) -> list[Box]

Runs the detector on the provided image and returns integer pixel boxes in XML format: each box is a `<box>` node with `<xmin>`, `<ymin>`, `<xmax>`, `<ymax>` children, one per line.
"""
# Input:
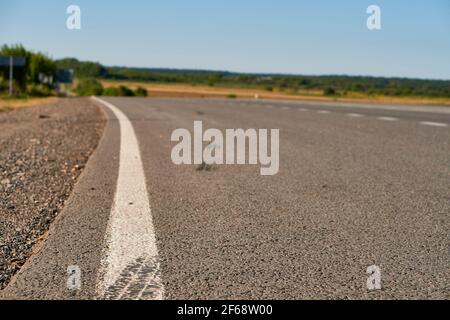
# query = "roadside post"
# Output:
<box><xmin>0</xmin><ymin>56</ymin><xmax>26</xmax><ymax>96</ymax></box>
<box><xmin>9</xmin><ymin>56</ymin><xmax>13</xmax><ymax>95</ymax></box>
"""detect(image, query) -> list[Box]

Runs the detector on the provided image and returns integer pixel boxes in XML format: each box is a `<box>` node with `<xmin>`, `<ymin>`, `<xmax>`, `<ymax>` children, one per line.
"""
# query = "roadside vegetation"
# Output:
<box><xmin>75</xmin><ymin>78</ymin><xmax>148</xmax><ymax>97</ymax></box>
<box><xmin>2</xmin><ymin>44</ymin><xmax>449</xmax><ymax>104</ymax></box>
<box><xmin>52</xmin><ymin>51</ymin><xmax>450</xmax><ymax>101</ymax></box>
<box><xmin>102</xmin><ymin>67</ymin><xmax>450</xmax><ymax>99</ymax></box>
<box><xmin>0</xmin><ymin>45</ymin><xmax>148</xmax><ymax>100</ymax></box>
<box><xmin>0</xmin><ymin>44</ymin><xmax>57</xmax><ymax>98</ymax></box>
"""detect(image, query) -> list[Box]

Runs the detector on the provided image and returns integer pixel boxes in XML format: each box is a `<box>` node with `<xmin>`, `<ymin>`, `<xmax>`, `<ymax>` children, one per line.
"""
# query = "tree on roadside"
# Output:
<box><xmin>28</xmin><ymin>52</ymin><xmax>57</xmax><ymax>86</ymax></box>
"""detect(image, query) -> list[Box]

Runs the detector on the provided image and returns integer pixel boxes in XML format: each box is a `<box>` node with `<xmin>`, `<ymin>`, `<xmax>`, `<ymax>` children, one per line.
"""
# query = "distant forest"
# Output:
<box><xmin>55</xmin><ymin>58</ymin><xmax>450</xmax><ymax>98</ymax></box>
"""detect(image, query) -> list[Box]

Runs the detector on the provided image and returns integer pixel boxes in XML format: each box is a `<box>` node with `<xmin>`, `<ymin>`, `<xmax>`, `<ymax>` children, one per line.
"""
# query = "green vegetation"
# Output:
<box><xmin>0</xmin><ymin>44</ymin><xmax>56</xmax><ymax>96</ymax></box>
<box><xmin>101</xmin><ymin>67</ymin><xmax>450</xmax><ymax>99</ymax></box>
<box><xmin>106</xmin><ymin>68</ymin><xmax>449</xmax><ymax>98</ymax></box>
<box><xmin>102</xmin><ymin>86</ymin><xmax>148</xmax><ymax>97</ymax></box>
<box><xmin>134</xmin><ymin>87</ymin><xmax>148</xmax><ymax>97</ymax></box>
<box><xmin>76</xmin><ymin>78</ymin><xmax>104</xmax><ymax>96</ymax></box>
<box><xmin>76</xmin><ymin>78</ymin><xmax>148</xmax><ymax>97</ymax></box>
<box><xmin>323</xmin><ymin>87</ymin><xmax>338</xmax><ymax>96</ymax></box>
<box><xmin>27</xmin><ymin>83</ymin><xmax>55</xmax><ymax>97</ymax></box>
<box><xmin>2</xmin><ymin>44</ymin><xmax>449</xmax><ymax>100</ymax></box>
<box><xmin>75</xmin><ymin>78</ymin><xmax>148</xmax><ymax>97</ymax></box>
<box><xmin>103</xmin><ymin>86</ymin><xmax>129</xmax><ymax>97</ymax></box>
<box><xmin>55</xmin><ymin>58</ymin><xmax>107</xmax><ymax>78</ymax></box>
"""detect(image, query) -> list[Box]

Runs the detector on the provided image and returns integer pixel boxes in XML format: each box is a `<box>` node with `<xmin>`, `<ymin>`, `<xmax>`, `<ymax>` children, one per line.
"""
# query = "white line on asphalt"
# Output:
<box><xmin>282</xmin><ymin>106</ymin><xmax>290</xmax><ymax>110</ymax></box>
<box><xmin>377</xmin><ymin>116</ymin><xmax>398</xmax><ymax>121</ymax></box>
<box><xmin>298</xmin><ymin>108</ymin><xmax>308</xmax><ymax>112</ymax></box>
<box><xmin>317</xmin><ymin>110</ymin><xmax>331</xmax><ymax>114</ymax></box>
<box><xmin>419</xmin><ymin>121</ymin><xmax>448</xmax><ymax>127</ymax></box>
<box><xmin>91</xmin><ymin>97</ymin><xmax>164</xmax><ymax>300</ymax></box>
<box><xmin>347</xmin><ymin>113</ymin><xmax>363</xmax><ymax>117</ymax></box>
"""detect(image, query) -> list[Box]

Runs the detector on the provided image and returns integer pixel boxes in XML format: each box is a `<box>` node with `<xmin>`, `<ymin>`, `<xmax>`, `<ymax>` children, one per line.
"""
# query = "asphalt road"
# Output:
<box><xmin>2</xmin><ymin>97</ymin><xmax>449</xmax><ymax>299</ymax></box>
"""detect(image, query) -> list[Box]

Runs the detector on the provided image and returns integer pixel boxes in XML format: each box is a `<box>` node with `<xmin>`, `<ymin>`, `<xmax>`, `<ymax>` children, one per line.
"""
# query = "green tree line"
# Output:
<box><xmin>103</xmin><ymin>68</ymin><xmax>450</xmax><ymax>98</ymax></box>
<box><xmin>52</xmin><ymin>57</ymin><xmax>450</xmax><ymax>98</ymax></box>
<box><xmin>2</xmin><ymin>44</ymin><xmax>449</xmax><ymax>98</ymax></box>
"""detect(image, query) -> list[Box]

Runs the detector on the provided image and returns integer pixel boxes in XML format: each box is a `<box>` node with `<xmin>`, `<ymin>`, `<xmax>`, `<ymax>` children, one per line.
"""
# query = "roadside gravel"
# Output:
<box><xmin>0</xmin><ymin>97</ymin><xmax>105</xmax><ymax>290</ymax></box>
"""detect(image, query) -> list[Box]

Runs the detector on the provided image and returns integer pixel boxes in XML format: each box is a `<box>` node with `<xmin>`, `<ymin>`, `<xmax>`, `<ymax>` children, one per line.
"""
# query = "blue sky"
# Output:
<box><xmin>1</xmin><ymin>0</ymin><xmax>449</xmax><ymax>79</ymax></box>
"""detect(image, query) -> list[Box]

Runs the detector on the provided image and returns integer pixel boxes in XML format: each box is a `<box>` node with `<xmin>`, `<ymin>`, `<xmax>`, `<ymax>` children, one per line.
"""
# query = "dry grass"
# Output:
<box><xmin>0</xmin><ymin>97</ymin><xmax>58</xmax><ymax>112</ymax></box>
<box><xmin>102</xmin><ymin>80</ymin><xmax>450</xmax><ymax>106</ymax></box>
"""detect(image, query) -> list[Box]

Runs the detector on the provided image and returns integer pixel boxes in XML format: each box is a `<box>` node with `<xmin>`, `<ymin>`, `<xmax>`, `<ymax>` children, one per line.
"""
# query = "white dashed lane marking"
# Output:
<box><xmin>223</xmin><ymin>100</ymin><xmax>448</xmax><ymax>130</ymax></box>
<box><xmin>419</xmin><ymin>121</ymin><xmax>448</xmax><ymax>127</ymax></box>
<box><xmin>347</xmin><ymin>113</ymin><xmax>363</xmax><ymax>117</ymax></box>
<box><xmin>91</xmin><ymin>97</ymin><xmax>164</xmax><ymax>300</ymax></box>
<box><xmin>377</xmin><ymin>116</ymin><xmax>398</xmax><ymax>121</ymax></box>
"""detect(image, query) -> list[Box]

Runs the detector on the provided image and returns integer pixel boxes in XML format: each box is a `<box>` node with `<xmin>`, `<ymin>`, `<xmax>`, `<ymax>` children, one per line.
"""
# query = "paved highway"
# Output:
<box><xmin>2</xmin><ymin>97</ymin><xmax>449</xmax><ymax>299</ymax></box>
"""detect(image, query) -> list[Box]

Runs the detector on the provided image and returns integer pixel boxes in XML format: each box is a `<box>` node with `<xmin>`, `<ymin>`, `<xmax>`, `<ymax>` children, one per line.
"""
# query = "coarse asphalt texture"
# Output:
<box><xmin>1</xmin><ymin>97</ymin><xmax>449</xmax><ymax>299</ymax></box>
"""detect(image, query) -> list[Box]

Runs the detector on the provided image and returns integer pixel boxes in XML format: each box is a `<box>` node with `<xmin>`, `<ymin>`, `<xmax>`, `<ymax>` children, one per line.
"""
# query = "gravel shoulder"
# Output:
<box><xmin>0</xmin><ymin>97</ymin><xmax>105</xmax><ymax>290</ymax></box>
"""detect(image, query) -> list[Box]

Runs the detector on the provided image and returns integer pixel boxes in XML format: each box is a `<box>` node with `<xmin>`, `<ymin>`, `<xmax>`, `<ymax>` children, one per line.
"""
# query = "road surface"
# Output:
<box><xmin>2</xmin><ymin>97</ymin><xmax>449</xmax><ymax>299</ymax></box>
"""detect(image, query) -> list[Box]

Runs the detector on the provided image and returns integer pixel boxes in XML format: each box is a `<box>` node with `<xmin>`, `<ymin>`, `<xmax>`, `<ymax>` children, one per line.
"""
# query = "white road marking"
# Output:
<box><xmin>258</xmin><ymin>98</ymin><xmax>450</xmax><ymax>114</ymax></box>
<box><xmin>298</xmin><ymin>108</ymin><xmax>308</xmax><ymax>112</ymax></box>
<box><xmin>91</xmin><ymin>97</ymin><xmax>164</xmax><ymax>300</ymax></box>
<box><xmin>347</xmin><ymin>113</ymin><xmax>363</xmax><ymax>117</ymax></box>
<box><xmin>419</xmin><ymin>121</ymin><xmax>448</xmax><ymax>127</ymax></box>
<box><xmin>282</xmin><ymin>106</ymin><xmax>290</xmax><ymax>110</ymax></box>
<box><xmin>377</xmin><ymin>116</ymin><xmax>398</xmax><ymax>121</ymax></box>
<box><xmin>317</xmin><ymin>110</ymin><xmax>331</xmax><ymax>114</ymax></box>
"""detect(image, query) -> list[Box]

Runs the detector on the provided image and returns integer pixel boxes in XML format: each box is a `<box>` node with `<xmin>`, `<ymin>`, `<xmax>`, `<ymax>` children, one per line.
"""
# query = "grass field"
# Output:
<box><xmin>101</xmin><ymin>80</ymin><xmax>450</xmax><ymax>106</ymax></box>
